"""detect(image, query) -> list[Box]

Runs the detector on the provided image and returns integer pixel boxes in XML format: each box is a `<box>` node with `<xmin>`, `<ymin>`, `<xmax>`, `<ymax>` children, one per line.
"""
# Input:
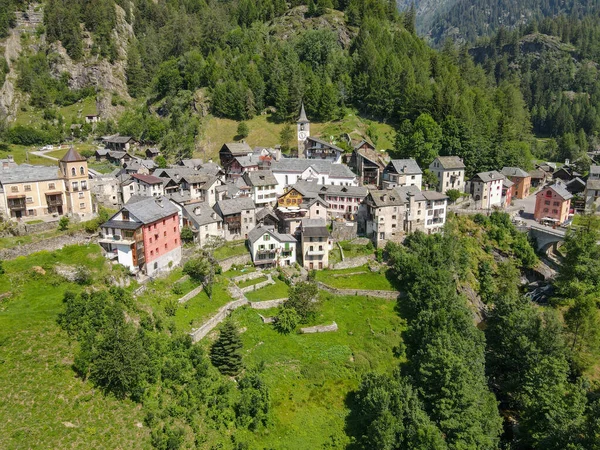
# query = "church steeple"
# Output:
<box><xmin>297</xmin><ymin>102</ymin><xmax>310</xmax><ymax>158</ymax></box>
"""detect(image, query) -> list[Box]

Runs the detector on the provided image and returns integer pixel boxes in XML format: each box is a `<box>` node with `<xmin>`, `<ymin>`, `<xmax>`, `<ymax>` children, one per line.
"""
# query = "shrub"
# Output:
<box><xmin>446</xmin><ymin>189</ymin><xmax>461</xmax><ymax>203</ymax></box>
<box><xmin>164</xmin><ymin>300</ymin><xmax>178</xmax><ymax>317</ymax></box>
<box><xmin>274</xmin><ymin>307</ymin><xmax>299</xmax><ymax>334</ymax></box>
<box><xmin>287</xmin><ymin>281</ymin><xmax>318</xmax><ymax>323</ymax></box>
<box><xmin>74</xmin><ymin>266</ymin><xmax>92</xmax><ymax>285</ymax></box>
<box><xmin>180</xmin><ymin>226</ymin><xmax>194</xmax><ymax>243</ymax></box>
<box><xmin>172</xmin><ymin>283</ymin><xmax>184</xmax><ymax>295</ymax></box>
<box><xmin>236</xmin><ymin>121</ymin><xmax>249</xmax><ymax>139</ymax></box>
<box><xmin>58</xmin><ymin>216</ymin><xmax>70</xmax><ymax>231</ymax></box>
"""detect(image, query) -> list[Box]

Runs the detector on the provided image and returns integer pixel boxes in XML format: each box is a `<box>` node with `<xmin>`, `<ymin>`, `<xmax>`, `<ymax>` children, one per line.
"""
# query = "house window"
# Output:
<box><xmin>543</xmin><ymin>208</ymin><xmax>549</xmax><ymax>213</ymax></box>
<box><xmin>72</xmin><ymin>182</ymin><xmax>78</xmax><ymax>190</ymax></box>
<box><xmin>79</xmin><ymin>203</ymin><xmax>85</xmax><ymax>209</ymax></box>
<box><xmin>545</xmin><ymin>200</ymin><xmax>550</xmax><ymax>205</ymax></box>
<box><xmin>553</xmin><ymin>201</ymin><xmax>559</xmax><ymax>206</ymax></box>
<box><xmin>264</xmin><ymin>234</ymin><xmax>270</xmax><ymax>241</ymax></box>
<box><xmin>151</xmin><ymin>250</ymin><xmax>154</xmax><ymax>256</ymax></box>
<box><xmin>156</xmin><ymin>247</ymin><xmax>159</xmax><ymax>254</ymax></box>
<box><xmin>163</xmin><ymin>219</ymin><xmax>166</xmax><ymax>225</ymax></box>
<box><xmin>25</xmin><ymin>197</ymin><xmax>33</xmax><ymax>204</ymax></box>
<box><xmin>27</xmin><ymin>209</ymin><xmax>34</xmax><ymax>216</ymax></box>
<box><xmin>149</xmin><ymin>237</ymin><xmax>153</xmax><ymax>243</ymax></box>
<box><xmin>24</xmin><ymin>185</ymin><xmax>31</xmax><ymax>191</ymax></box>
<box><xmin>48</xmin><ymin>183</ymin><xmax>55</xmax><ymax>190</ymax></box>
<box><xmin>78</xmin><ymin>192</ymin><xmax>84</xmax><ymax>199</ymax></box>
<box><xmin>71</xmin><ymin>167</ymin><xmax>76</xmax><ymax>176</ymax></box>
<box><xmin>81</xmin><ymin>181</ymin><xmax>87</xmax><ymax>190</ymax></box>
<box><xmin>10</xmin><ymin>186</ymin><xmax>18</xmax><ymax>193</ymax></box>
<box><xmin>163</xmin><ymin>231</ymin><xmax>166</xmax><ymax>237</ymax></box>
<box><xmin>552</xmin><ymin>209</ymin><xmax>558</xmax><ymax>214</ymax></box>
<box><xmin>80</xmin><ymin>166</ymin><xmax>85</xmax><ymax>175</ymax></box>
<box><xmin>174</xmin><ymin>227</ymin><xmax>176</xmax><ymax>232</ymax></box>
<box><xmin>165</xmin><ymin>243</ymin><xmax>167</xmax><ymax>249</ymax></box>
<box><xmin>175</xmin><ymin>239</ymin><xmax>178</xmax><ymax>244</ymax></box>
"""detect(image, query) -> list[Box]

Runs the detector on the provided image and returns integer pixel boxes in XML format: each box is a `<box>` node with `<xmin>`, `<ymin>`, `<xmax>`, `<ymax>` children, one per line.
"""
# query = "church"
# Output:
<box><xmin>297</xmin><ymin>104</ymin><xmax>344</xmax><ymax>164</ymax></box>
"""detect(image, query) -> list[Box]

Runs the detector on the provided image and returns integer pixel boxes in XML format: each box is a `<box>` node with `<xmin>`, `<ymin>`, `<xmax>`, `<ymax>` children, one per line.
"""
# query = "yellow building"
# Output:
<box><xmin>0</xmin><ymin>148</ymin><xmax>94</xmax><ymax>221</ymax></box>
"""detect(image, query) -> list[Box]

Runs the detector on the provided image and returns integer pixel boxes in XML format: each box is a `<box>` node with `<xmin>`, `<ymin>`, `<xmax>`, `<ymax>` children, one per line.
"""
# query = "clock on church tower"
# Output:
<box><xmin>297</xmin><ymin>103</ymin><xmax>310</xmax><ymax>158</ymax></box>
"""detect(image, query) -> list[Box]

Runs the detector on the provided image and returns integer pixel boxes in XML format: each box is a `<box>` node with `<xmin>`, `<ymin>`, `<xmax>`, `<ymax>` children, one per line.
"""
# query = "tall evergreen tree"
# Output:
<box><xmin>210</xmin><ymin>320</ymin><xmax>243</xmax><ymax>376</ymax></box>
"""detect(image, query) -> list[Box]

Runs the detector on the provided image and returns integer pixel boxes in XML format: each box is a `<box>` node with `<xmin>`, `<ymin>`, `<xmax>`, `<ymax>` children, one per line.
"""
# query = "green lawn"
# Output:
<box><xmin>236</xmin><ymin>275</ymin><xmax>268</xmax><ymax>289</ymax></box>
<box><xmin>330</xmin><ymin>240</ymin><xmax>375</xmax><ymax>264</ymax></box>
<box><xmin>199</xmin><ymin>110</ymin><xmax>395</xmax><ymax>160</ymax></box>
<box><xmin>315</xmin><ymin>265</ymin><xmax>397</xmax><ymax>291</ymax></box>
<box><xmin>173</xmin><ymin>283</ymin><xmax>233</xmax><ymax>332</ymax></box>
<box><xmin>246</xmin><ymin>278</ymin><xmax>289</xmax><ymax>301</ymax></box>
<box><xmin>213</xmin><ymin>240</ymin><xmax>249</xmax><ymax>260</ymax></box>
<box><xmin>217</xmin><ymin>292</ymin><xmax>405</xmax><ymax>449</ymax></box>
<box><xmin>14</xmin><ymin>97</ymin><xmax>97</xmax><ymax>129</ymax></box>
<box><xmin>0</xmin><ymin>245</ymin><xmax>149</xmax><ymax>449</ymax></box>
<box><xmin>222</xmin><ymin>266</ymin><xmax>256</xmax><ymax>278</ymax></box>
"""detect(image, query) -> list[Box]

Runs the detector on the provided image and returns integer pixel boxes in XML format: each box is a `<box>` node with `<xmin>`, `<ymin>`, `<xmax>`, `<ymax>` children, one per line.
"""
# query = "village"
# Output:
<box><xmin>1</xmin><ymin>105</ymin><xmax>596</xmax><ymax>278</ymax></box>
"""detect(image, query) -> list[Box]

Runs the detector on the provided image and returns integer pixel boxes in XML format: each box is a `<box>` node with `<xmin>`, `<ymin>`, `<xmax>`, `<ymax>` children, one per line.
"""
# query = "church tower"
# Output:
<box><xmin>297</xmin><ymin>103</ymin><xmax>310</xmax><ymax>158</ymax></box>
<box><xmin>59</xmin><ymin>147</ymin><xmax>94</xmax><ymax>220</ymax></box>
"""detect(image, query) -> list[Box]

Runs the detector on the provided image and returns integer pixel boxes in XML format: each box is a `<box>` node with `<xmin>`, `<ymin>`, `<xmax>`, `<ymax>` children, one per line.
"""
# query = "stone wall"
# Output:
<box><xmin>240</xmin><ymin>278</ymin><xmax>274</xmax><ymax>293</ymax></box>
<box><xmin>218</xmin><ymin>254</ymin><xmax>252</xmax><ymax>272</ymax></box>
<box><xmin>300</xmin><ymin>321</ymin><xmax>338</xmax><ymax>334</ymax></box>
<box><xmin>259</xmin><ymin>314</ymin><xmax>275</xmax><ymax>324</ymax></box>
<box><xmin>317</xmin><ymin>282</ymin><xmax>401</xmax><ymax>300</ymax></box>
<box><xmin>189</xmin><ymin>298</ymin><xmax>248</xmax><ymax>342</ymax></box>
<box><xmin>232</xmin><ymin>271</ymin><xmax>266</xmax><ymax>284</ymax></box>
<box><xmin>249</xmin><ymin>298</ymin><xmax>287</xmax><ymax>309</ymax></box>
<box><xmin>178</xmin><ymin>284</ymin><xmax>204</xmax><ymax>304</ymax></box>
<box><xmin>331</xmin><ymin>254</ymin><xmax>375</xmax><ymax>270</ymax></box>
<box><xmin>16</xmin><ymin>220</ymin><xmax>58</xmax><ymax>235</ymax></box>
<box><xmin>331</xmin><ymin>221</ymin><xmax>358</xmax><ymax>241</ymax></box>
<box><xmin>0</xmin><ymin>231</ymin><xmax>93</xmax><ymax>260</ymax></box>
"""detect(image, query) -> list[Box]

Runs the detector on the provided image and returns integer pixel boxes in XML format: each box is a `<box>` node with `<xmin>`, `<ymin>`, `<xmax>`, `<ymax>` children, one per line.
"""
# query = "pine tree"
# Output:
<box><xmin>210</xmin><ymin>320</ymin><xmax>243</xmax><ymax>376</ymax></box>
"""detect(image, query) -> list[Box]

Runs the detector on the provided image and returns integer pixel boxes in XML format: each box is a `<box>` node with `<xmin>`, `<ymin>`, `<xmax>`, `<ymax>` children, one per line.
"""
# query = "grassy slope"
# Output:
<box><xmin>0</xmin><ymin>245</ymin><xmax>148</xmax><ymax>449</ymax></box>
<box><xmin>315</xmin><ymin>265</ymin><xmax>397</xmax><ymax>291</ymax></box>
<box><xmin>14</xmin><ymin>97</ymin><xmax>98</xmax><ymax>128</ymax></box>
<box><xmin>221</xmin><ymin>292</ymin><xmax>404</xmax><ymax>449</ymax></box>
<box><xmin>198</xmin><ymin>111</ymin><xmax>395</xmax><ymax>161</ymax></box>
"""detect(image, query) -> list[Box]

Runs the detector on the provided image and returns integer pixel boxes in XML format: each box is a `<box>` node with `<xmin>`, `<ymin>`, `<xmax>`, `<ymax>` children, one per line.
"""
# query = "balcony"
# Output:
<box><xmin>46</xmin><ymin>197</ymin><xmax>63</xmax><ymax>207</ymax></box>
<box><xmin>7</xmin><ymin>198</ymin><xmax>26</xmax><ymax>210</ymax></box>
<box><xmin>98</xmin><ymin>234</ymin><xmax>135</xmax><ymax>245</ymax></box>
<box><xmin>306</xmin><ymin>248</ymin><xmax>326</xmax><ymax>256</ymax></box>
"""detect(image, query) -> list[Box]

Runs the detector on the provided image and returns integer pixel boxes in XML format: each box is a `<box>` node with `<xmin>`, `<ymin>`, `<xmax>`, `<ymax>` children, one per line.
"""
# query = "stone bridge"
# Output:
<box><xmin>528</xmin><ymin>224</ymin><xmax>566</xmax><ymax>253</ymax></box>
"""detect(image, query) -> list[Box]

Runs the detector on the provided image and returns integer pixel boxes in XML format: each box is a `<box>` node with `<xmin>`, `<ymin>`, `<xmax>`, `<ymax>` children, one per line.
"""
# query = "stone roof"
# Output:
<box><xmin>131</xmin><ymin>173</ymin><xmax>164</xmax><ymax>185</ymax></box>
<box><xmin>590</xmin><ymin>165</ymin><xmax>600</xmax><ymax>175</ymax></box>
<box><xmin>306</xmin><ymin>136</ymin><xmax>344</xmax><ymax>154</ymax></box>
<box><xmin>121</xmin><ymin>196</ymin><xmax>179</xmax><ymax>224</ymax></box>
<box><xmin>248</xmin><ymin>225</ymin><xmax>296</xmax><ymax>246</ymax></box>
<box><xmin>529</xmin><ymin>169</ymin><xmax>547</xmax><ymax>179</ymax></box>
<box><xmin>216</xmin><ymin>197</ymin><xmax>256</xmax><ymax>216</ymax></box>
<box><xmin>501</xmin><ymin>167</ymin><xmax>530</xmax><ymax>178</ymax></box>
<box><xmin>586</xmin><ymin>179</ymin><xmax>600</xmax><ymax>190</ymax></box>
<box><xmin>103</xmin><ymin>134</ymin><xmax>134</xmax><ymax>144</ymax></box>
<box><xmin>60</xmin><ymin>147</ymin><xmax>86</xmax><ymax>162</ymax></box>
<box><xmin>434</xmin><ymin>156</ymin><xmax>465</xmax><ymax>170</ymax></box>
<box><xmin>474</xmin><ymin>170</ymin><xmax>504</xmax><ymax>183</ymax></box>
<box><xmin>220</xmin><ymin>142</ymin><xmax>252</xmax><ymax>156</ymax></box>
<box><xmin>503</xmin><ymin>178</ymin><xmax>514</xmax><ymax>188</ymax></box>
<box><xmin>298</xmin><ymin>103</ymin><xmax>309</xmax><ymax>124</ymax></box>
<box><xmin>0</xmin><ymin>164</ymin><xmax>60</xmax><ymax>184</ymax></box>
<box><xmin>421</xmin><ymin>190</ymin><xmax>449</xmax><ymax>201</ymax></box>
<box><xmin>367</xmin><ymin>189</ymin><xmax>408</xmax><ymax>207</ymax></box>
<box><xmin>320</xmin><ymin>184</ymin><xmax>368</xmax><ymax>198</ymax></box>
<box><xmin>256</xmin><ymin>207</ymin><xmax>279</xmax><ymax>222</ymax></box>
<box><xmin>183</xmin><ymin>202</ymin><xmax>222</xmax><ymax>227</ymax></box>
<box><xmin>301</xmin><ymin>225</ymin><xmax>330</xmax><ymax>238</ymax></box>
<box><xmin>235</xmin><ymin>155</ymin><xmax>260</xmax><ymax>167</ymax></box>
<box><xmin>242</xmin><ymin>170</ymin><xmax>278</xmax><ymax>187</ymax></box>
<box><xmin>270</xmin><ymin>159</ymin><xmax>356</xmax><ymax>179</ymax></box>
<box><xmin>389</xmin><ymin>159</ymin><xmax>422</xmax><ymax>175</ymax></box>
<box><xmin>543</xmin><ymin>182</ymin><xmax>573</xmax><ymax>200</ymax></box>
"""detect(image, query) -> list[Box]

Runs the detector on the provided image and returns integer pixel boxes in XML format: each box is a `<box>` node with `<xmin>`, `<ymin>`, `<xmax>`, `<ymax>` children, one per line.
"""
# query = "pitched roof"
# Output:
<box><xmin>542</xmin><ymin>182</ymin><xmax>573</xmax><ymax>200</ymax></box>
<box><xmin>590</xmin><ymin>165</ymin><xmax>600</xmax><ymax>175</ymax></box>
<box><xmin>298</xmin><ymin>103</ymin><xmax>309</xmax><ymax>124</ymax></box>
<box><xmin>320</xmin><ymin>184</ymin><xmax>368</xmax><ymax>198</ymax></box>
<box><xmin>434</xmin><ymin>156</ymin><xmax>465</xmax><ymax>170</ymax></box>
<box><xmin>216</xmin><ymin>197</ymin><xmax>256</xmax><ymax>216</ymax></box>
<box><xmin>103</xmin><ymin>134</ymin><xmax>134</xmax><ymax>144</ymax></box>
<box><xmin>306</xmin><ymin>136</ymin><xmax>344</xmax><ymax>154</ymax></box>
<box><xmin>503</xmin><ymin>178</ymin><xmax>514</xmax><ymax>188</ymax></box>
<box><xmin>248</xmin><ymin>225</ymin><xmax>296</xmax><ymax>245</ymax></box>
<box><xmin>122</xmin><ymin>196</ymin><xmax>179</xmax><ymax>224</ymax></box>
<box><xmin>60</xmin><ymin>147</ymin><xmax>86</xmax><ymax>162</ymax></box>
<box><xmin>0</xmin><ymin>164</ymin><xmax>60</xmax><ymax>184</ymax></box>
<box><xmin>473</xmin><ymin>170</ymin><xmax>504</xmax><ymax>183</ymax></box>
<box><xmin>367</xmin><ymin>189</ymin><xmax>408</xmax><ymax>207</ymax></box>
<box><xmin>586</xmin><ymin>179</ymin><xmax>600</xmax><ymax>190</ymax></box>
<box><xmin>421</xmin><ymin>190</ymin><xmax>449</xmax><ymax>201</ymax></box>
<box><xmin>301</xmin><ymin>225</ymin><xmax>330</xmax><ymax>237</ymax></box>
<box><xmin>220</xmin><ymin>142</ymin><xmax>252</xmax><ymax>156</ymax></box>
<box><xmin>243</xmin><ymin>170</ymin><xmax>278</xmax><ymax>187</ymax></box>
<box><xmin>389</xmin><ymin>159</ymin><xmax>422</xmax><ymax>175</ymax></box>
<box><xmin>529</xmin><ymin>169</ymin><xmax>546</xmax><ymax>179</ymax></box>
<box><xmin>501</xmin><ymin>167</ymin><xmax>530</xmax><ymax>178</ymax></box>
<box><xmin>183</xmin><ymin>202</ymin><xmax>222</xmax><ymax>227</ymax></box>
<box><xmin>256</xmin><ymin>207</ymin><xmax>279</xmax><ymax>223</ymax></box>
<box><xmin>270</xmin><ymin>159</ymin><xmax>356</xmax><ymax>179</ymax></box>
<box><xmin>131</xmin><ymin>173</ymin><xmax>163</xmax><ymax>185</ymax></box>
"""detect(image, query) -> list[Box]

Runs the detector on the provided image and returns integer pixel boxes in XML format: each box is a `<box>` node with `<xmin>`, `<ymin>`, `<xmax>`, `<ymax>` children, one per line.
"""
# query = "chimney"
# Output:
<box><xmin>156</xmin><ymin>198</ymin><xmax>164</xmax><ymax>208</ymax></box>
<box><xmin>7</xmin><ymin>155</ymin><xmax>13</xmax><ymax>162</ymax></box>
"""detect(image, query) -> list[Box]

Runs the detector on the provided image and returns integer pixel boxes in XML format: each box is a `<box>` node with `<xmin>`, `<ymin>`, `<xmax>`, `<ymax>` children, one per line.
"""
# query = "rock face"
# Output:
<box><xmin>0</xmin><ymin>29</ymin><xmax>22</xmax><ymax>121</ymax></box>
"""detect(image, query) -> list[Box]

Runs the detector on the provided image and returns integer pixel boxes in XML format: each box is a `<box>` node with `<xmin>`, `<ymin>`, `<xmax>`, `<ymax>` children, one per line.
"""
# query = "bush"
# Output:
<box><xmin>74</xmin><ymin>266</ymin><xmax>92</xmax><ymax>285</ymax></box>
<box><xmin>58</xmin><ymin>216</ymin><xmax>70</xmax><ymax>231</ymax></box>
<box><xmin>274</xmin><ymin>307</ymin><xmax>299</xmax><ymax>334</ymax></box>
<box><xmin>180</xmin><ymin>226</ymin><xmax>194</xmax><ymax>243</ymax></box>
<box><xmin>446</xmin><ymin>189</ymin><xmax>461</xmax><ymax>203</ymax></box>
<box><xmin>236</xmin><ymin>122</ymin><xmax>249</xmax><ymax>139</ymax></box>
<box><xmin>287</xmin><ymin>281</ymin><xmax>318</xmax><ymax>323</ymax></box>
<box><xmin>164</xmin><ymin>300</ymin><xmax>178</xmax><ymax>317</ymax></box>
<box><xmin>172</xmin><ymin>283</ymin><xmax>184</xmax><ymax>295</ymax></box>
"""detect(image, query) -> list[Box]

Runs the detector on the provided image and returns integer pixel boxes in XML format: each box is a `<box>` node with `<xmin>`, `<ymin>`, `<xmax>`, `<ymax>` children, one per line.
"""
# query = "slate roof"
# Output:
<box><xmin>589</xmin><ymin>165</ymin><xmax>600</xmax><ymax>176</ymax></box>
<box><xmin>118</xmin><ymin>196</ymin><xmax>179</xmax><ymax>225</ymax></box>
<box><xmin>501</xmin><ymin>167</ymin><xmax>530</xmax><ymax>178</ymax></box>
<box><xmin>474</xmin><ymin>170</ymin><xmax>504</xmax><ymax>183</ymax></box>
<box><xmin>503</xmin><ymin>178</ymin><xmax>515</xmax><ymax>188</ymax></box>
<box><xmin>248</xmin><ymin>225</ymin><xmax>296</xmax><ymax>246</ymax></box>
<box><xmin>543</xmin><ymin>182</ymin><xmax>573</xmax><ymax>200</ymax></box>
<box><xmin>389</xmin><ymin>159</ymin><xmax>422</xmax><ymax>175</ymax></box>
<box><xmin>270</xmin><ymin>159</ymin><xmax>356</xmax><ymax>179</ymax></box>
<box><xmin>256</xmin><ymin>207</ymin><xmax>279</xmax><ymax>223</ymax></box>
<box><xmin>243</xmin><ymin>170</ymin><xmax>278</xmax><ymax>187</ymax></box>
<box><xmin>60</xmin><ymin>147</ymin><xmax>86</xmax><ymax>162</ymax></box>
<box><xmin>320</xmin><ymin>184</ymin><xmax>368</xmax><ymax>198</ymax></box>
<box><xmin>103</xmin><ymin>134</ymin><xmax>134</xmax><ymax>144</ymax></box>
<box><xmin>216</xmin><ymin>197</ymin><xmax>255</xmax><ymax>216</ymax></box>
<box><xmin>298</xmin><ymin>103</ymin><xmax>309</xmax><ymax>124</ymax></box>
<box><xmin>301</xmin><ymin>225</ymin><xmax>330</xmax><ymax>238</ymax></box>
<box><xmin>131</xmin><ymin>173</ymin><xmax>164</xmax><ymax>185</ymax></box>
<box><xmin>0</xmin><ymin>164</ymin><xmax>60</xmax><ymax>184</ymax></box>
<box><xmin>367</xmin><ymin>189</ymin><xmax>408</xmax><ymax>207</ymax></box>
<box><xmin>586</xmin><ymin>179</ymin><xmax>600</xmax><ymax>190</ymax></box>
<box><xmin>421</xmin><ymin>190</ymin><xmax>449</xmax><ymax>201</ymax></box>
<box><xmin>529</xmin><ymin>169</ymin><xmax>547</xmax><ymax>179</ymax></box>
<box><xmin>235</xmin><ymin>155</ymin><xmax>260</xmax><ymax>167</ymax></box>
<box><xmin>183</xmin><ymin>202</ymin><xmax>222</xmax><ymax>227</ymax></box>
<box><xmin>306</xmin><ymin>136</ymin><xmax>344</xmax><ymax>153</ymax></box>
<box><xmin>434</xmin><ymin>156</ymin><xmax>465</xmax><ymax>170</ymax></box>
<box><xmin>220</xmin><ymin>142</ymin><xmax>252</xmax><ymax>156</ymax></box>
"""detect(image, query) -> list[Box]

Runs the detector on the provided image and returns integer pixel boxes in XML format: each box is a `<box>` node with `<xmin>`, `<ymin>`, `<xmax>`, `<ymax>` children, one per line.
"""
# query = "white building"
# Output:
<box><xmin>247</xmin><ymin>225</ymin><xmax>297</xmax><ymax>267</ymax></box>
<box><xmin>182</xmin><ymin>202</ymin><xmax>224</xmax><ymax>248</ymax></box>
<box><xmin>381</xmin><ymin>159</ymin><xmax>423</xmax><ymax>190</ymax></box>
<box><xmin>122</xmin><ymin>173</ymin><xmax>165</xmax><ymax>204</ymax></box>
<box><xmin>470</xmin><ymin>170</ymin><xmax>504</xmax><ymax>209</ymax></box>
<box><xmin>270</xmin><ymin>159</ymin><xmax>358</xmax><ymax>195</ymax></box>
<box><xmin>429</xmin><ymin>156</ymin><xmax>466</xmax><ymax>193</ymax></box>
<box><xmin>242</xmin><ymin>170</ymin><xmax>278</xmax><ymax>207</ymax></box>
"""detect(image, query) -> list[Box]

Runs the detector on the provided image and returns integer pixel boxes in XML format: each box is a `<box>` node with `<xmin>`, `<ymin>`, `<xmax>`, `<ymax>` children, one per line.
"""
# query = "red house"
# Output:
<box><xmin>534</xmin><ymin>183</ymin><xmax>572</xmax><ymax>225</ymax></box>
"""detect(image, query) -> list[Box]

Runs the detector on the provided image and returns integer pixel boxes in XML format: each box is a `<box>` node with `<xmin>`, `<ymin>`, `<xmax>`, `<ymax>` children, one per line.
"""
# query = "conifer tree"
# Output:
<box><xmin>210</xmin><ymin>320</ymin><xmax>243</xmax><ymax>376</ymax></box>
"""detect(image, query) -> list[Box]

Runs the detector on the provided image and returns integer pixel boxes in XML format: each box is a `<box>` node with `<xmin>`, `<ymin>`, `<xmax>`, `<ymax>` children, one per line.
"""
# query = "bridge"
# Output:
<box><xmin>528</xmin><ymin>224</ymin><xmax>567</xmax><ymax>253</ymax></box>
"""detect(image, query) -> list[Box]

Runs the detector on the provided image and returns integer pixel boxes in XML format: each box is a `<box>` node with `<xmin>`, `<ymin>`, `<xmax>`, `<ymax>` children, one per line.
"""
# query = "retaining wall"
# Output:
<box><xmin>317</xmin><ymin>282</ymin><xmax>401</xmax><ymax>300</ymax></box>
<box><xmin>0</xmin><ymin>232</ymin><xmax>94</xmax><ymax>260</ymax></box>
<box><xmin>178</xmin><ymin>284</ymin><xmax>204</xmax><ymax>304</ymax></box>
<box><xmin>218</xmin><ymin>254</ymin><xmax>252</xmax><ymax>272</ymax></box>
<box><xmin>331</xmin><ymin>254</ymin><xmax>375</xmax><ymax>270</ymax></box>
<box><xmin>300</xmin><ymin>321</ymin><xmax>338</xmax><ymax>334</ymax></box>
<box><xmin>189</xmin><ymin>298</ymin><xmax>248</xmax><ymax>342</ymax></box>
<box><xmin>249</xmin><ymin>298</ymin><xmax>287</xmax><ymax>309</ymax></box>
<box><xmin>232</xmin><ymin>271</ymin><xmax>266</xmax><ymax>284</ymax></box>
<box><xmin>240</xmin><ymin>278</ymin><xmax>274</xmax><ymax>293</ymax></box>
<box><xmin>259</xmin><ymin>314</ymin><xmax>275</xmax><ymax>324</ymax></box>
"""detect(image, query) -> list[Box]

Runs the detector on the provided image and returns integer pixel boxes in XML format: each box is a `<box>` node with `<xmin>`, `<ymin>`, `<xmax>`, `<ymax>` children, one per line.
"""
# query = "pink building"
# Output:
<box><xmin>534</xmin><ymin>183</ymin><xmax>572</xmax><ymax>225</ymax></box>
<box><xmin>99</xmin><ymin>196</ymin><xmax>182</xmax><ymax>276</ymax></box>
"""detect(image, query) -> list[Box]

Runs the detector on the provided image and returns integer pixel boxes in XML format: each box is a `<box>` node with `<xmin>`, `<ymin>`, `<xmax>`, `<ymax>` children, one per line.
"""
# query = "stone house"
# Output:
<box><xmin>248</xmin><ymin>225</ymin><xmax>297</xmax><ymax>267</ymax></box>
<box><xmin>429</xmin><ymin>156</ymin><xmax>466</xmax><ymax>193</ymax></box>
<box><xmin>381</xmin><ymin>159</ymin><xmax>423</xmax><ymax>190</ymax></box>
<box><xmin>214</xmin><ymin>197</ymin><xmax>256</xmax><ymax>241</ymax></box>
<box><xmin>501</xmin><ymin>167</ymin><xmax>531</xmax><ymax>199</ymax></box>
<box><xmin>300</xmin><ymin>222</ymin><xmax>331</xmax><ymax>270</ymax></box>
<box><xmin>470</xmin><ymin>170</ymin><xmax>504</xmax><ymax>209</ymax></box>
